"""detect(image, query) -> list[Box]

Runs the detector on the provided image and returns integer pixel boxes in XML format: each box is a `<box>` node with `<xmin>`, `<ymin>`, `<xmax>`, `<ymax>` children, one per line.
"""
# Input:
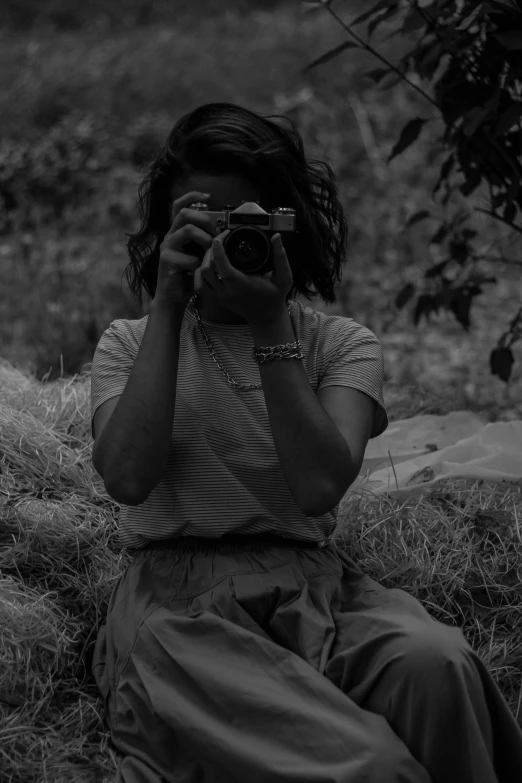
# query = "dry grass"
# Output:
<box><xmin>0</xmin><ymin>357</ymin><xmax>521</xmax><ymax>782</ymax></box>
<box><xmin>0</xmin><ymin>358</ymin><xmax>129</xmax><ymax>782</ymax></box>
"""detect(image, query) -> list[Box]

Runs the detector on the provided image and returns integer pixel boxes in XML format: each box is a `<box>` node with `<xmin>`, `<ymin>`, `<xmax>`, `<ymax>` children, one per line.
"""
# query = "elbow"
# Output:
<box><xmin>92</xmin><ymin>446</ymin><xmax>151</xmax><ymax>506</ymax></box>
<box><xmin>303</xmin><ymin>474</ymin><xmax>357</xmax><ymax>517</ymax></box>
<box><xmin>302</xmin><ymin>499</ymin><xmax>336</xmax><ymax>517</ymax></box>
<box><xmin>105</xmin><ymin>480</ymin><xmax>149</xmax><ymax>507</ymax></box>
<box><xmin>302</xmin><ymin>491</ymin><xmax>336</xmax><ymax>518</ymax></box>
<box><xmin>93</xmin><ymin>462</ymin><xmax>145</xmax><ymax>508</ymax></box>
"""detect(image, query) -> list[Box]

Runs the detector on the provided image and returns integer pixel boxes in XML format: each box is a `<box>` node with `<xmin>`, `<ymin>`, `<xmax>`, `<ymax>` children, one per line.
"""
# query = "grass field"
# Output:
<box><xmin>1</xmin><ymin>2</ymin><xmax>521</xmax><ymax>780</ymax></box>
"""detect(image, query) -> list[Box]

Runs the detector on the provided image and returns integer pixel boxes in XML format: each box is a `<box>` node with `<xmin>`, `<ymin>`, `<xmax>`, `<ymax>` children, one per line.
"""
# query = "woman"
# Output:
<box><xmin>90</xmin><ymin>102</ymin><xmax>522</xmax><ymax>782</ymax></box>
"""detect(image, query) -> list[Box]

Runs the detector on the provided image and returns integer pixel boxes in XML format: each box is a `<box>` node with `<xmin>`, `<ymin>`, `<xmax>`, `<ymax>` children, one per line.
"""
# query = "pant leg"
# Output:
<box><xmin>324</xmin><ymin>547</ymin><xmax>522</xmax><ymax>783</ymax></box>
<box><xmin>93</xmin><ymin>542</ymin><xmax>432</xmax><ymax>783</ymax></box>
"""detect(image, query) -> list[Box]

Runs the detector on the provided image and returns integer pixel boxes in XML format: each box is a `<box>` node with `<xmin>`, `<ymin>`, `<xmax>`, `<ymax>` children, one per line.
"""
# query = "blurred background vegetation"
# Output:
<box><xmin>1</xmin><ymin>0</ymin><xmax>521</xmax><ymax>420</ymax></box>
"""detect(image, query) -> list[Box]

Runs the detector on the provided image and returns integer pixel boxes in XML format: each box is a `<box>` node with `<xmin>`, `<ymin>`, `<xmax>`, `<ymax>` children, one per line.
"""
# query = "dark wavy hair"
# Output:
<box><xmin>124</xmin><ymin>102</ymin><xmax>348</xmax><ymax>312</ymax></box>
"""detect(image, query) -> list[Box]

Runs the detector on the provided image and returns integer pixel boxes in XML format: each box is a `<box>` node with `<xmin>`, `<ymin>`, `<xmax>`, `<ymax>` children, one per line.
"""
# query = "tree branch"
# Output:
<box><xmin>474</xmin><ymin>207</ymin><xmax>522</xmax><ymax>235</ymax></box>
<box><xmin>323</xmin><ymin>2</ymin><xmax>441</xmax><ymax>111</ymax></box>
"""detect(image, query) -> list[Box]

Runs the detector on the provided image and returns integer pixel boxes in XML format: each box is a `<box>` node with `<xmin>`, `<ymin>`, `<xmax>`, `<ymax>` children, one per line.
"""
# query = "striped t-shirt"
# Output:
<box><xmin>90</xmin><ymin>298</ymin><xmax>388</xmax><ymax>550</ymax></box>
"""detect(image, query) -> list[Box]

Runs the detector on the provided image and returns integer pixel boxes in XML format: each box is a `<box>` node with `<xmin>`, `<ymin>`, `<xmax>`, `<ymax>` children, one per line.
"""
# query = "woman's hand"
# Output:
<box><xmin>196</xmin><ymin>231</ymin><xmax>294</xmax><ymax>324</ymax></box>
<box><xmin>155</xmin><ymin>190</ymin><xmax>218</xmax><ymax>309</ymax></box>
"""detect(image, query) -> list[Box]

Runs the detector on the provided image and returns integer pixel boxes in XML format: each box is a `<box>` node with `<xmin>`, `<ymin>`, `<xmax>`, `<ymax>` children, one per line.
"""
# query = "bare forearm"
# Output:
<box><xmin>95</xmin><ymin>300</ymin><xmax>185</xmax><ymax>505</ymax></box>
<box><xmin>249</xmin><ymin>307</ymin><xmax>354</xmax><ymax>516</ymax></box>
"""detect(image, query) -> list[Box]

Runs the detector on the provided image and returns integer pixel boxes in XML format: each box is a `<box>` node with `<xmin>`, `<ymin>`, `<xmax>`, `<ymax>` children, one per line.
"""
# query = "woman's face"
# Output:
<box><xmin>170</xmin><ymin>171</ymin><xmax>270</xmax><ymax>324</ymax></box>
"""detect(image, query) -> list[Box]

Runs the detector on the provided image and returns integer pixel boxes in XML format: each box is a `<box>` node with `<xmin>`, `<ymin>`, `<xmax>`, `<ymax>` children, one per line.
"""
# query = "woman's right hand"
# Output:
<box><xmin>154</xmin><ymin>190</ymin><xmax>220</xmax><ymax>309</ymax></box>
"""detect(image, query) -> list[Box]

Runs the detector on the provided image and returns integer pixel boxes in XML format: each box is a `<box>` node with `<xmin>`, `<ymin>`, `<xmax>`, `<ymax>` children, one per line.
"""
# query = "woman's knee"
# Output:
<box><xmin>391</xmin><ymin>620</ymin><xmax>472</xmax><ymax>679</ymax></box>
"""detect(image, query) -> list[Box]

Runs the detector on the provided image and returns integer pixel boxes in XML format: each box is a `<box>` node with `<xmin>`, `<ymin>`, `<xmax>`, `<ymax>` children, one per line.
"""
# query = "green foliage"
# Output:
<box><xmin>0</xmin><ymin>114</ymin><xmax>108</xmax><ymax>232</ymax></box>
<box><xmin>0</xmin><ymin>0</ymin><xmax>519</xmax><ymax>401</ymax></box>
<box><xmin>0</xmin><ymin>112</ymin><xmax>172</xmax><ymax>232</ymax></box>
<box><xmin>303</xmin><ymin>0</ymin><xmax>522</xmax><ymax>382</ymax></box>
<box><xmin>0</xmin><ymin>0</ymin><xmax>286</xmax><ymax>31</ymax></box>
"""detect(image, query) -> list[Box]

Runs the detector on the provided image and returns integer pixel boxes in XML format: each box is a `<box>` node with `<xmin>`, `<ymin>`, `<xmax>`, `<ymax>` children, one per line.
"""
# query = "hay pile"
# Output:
<box><xmin>0</xmin><ymin>357</ymin><xmax>130</xmax><ymax>782</ymax></box>
<box><xmin>0</xmin><ymin>358</ymin><xmax>520</xmax><ymax>781</ymax></box>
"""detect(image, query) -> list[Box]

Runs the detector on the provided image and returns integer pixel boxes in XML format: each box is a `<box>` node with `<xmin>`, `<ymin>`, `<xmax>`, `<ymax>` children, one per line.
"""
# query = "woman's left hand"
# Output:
<box><xmin>196</xmin><ymin>229</ymin><xmax>294</xmax><ymax>324</ymax></box>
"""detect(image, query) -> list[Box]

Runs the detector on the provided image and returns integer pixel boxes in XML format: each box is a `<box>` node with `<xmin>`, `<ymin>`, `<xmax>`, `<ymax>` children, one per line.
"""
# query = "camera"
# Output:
<box><xmin>187</xmin><ymin>201</ymin><xmax>297</xmax><ymax>276</ymax></box>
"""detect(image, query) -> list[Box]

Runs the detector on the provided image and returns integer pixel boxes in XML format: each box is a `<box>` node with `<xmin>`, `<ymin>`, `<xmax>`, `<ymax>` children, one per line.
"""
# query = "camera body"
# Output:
<box><xmin>189</xmin><ymin>201</ymin><xmax>297</xmax><ymax>276</ymax></box>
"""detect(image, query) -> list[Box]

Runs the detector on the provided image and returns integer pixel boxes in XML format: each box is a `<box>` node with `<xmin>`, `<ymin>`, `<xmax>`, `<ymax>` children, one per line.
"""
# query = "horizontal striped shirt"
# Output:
<box><xmin>90</xmin><ymin>298</ymin><xmax>388</xmax><ymax>550</ymax></box>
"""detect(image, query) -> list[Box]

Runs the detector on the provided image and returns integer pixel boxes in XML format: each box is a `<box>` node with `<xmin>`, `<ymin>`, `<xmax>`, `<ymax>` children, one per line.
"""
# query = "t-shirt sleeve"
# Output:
<box><xmin>316</xmin><ymin>318</ymin><xmax>388</xmax><ymax>439</ymax></box>
<box><xmin>90</xmin><ymin>320</ymin><xmax>137</xmax><ymax>441</ymax></box>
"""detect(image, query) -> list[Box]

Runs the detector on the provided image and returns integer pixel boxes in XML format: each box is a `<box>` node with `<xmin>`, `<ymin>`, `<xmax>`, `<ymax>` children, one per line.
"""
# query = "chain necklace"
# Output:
<box><xmin>190</xmin><ymin>291</ymin><xmax>295</xmax><ymax>392</ymax></box>
<box><xmin>189</xmin><ymin>291</ymin><xmax>331</xmax><ymax>547</ymax></box>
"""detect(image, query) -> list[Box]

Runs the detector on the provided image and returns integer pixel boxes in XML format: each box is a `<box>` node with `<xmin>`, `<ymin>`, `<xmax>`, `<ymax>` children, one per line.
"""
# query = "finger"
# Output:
<box><xmin>210</xmin><ymin>231</ymin><xmax>233</xmax><ymax>279</ymax></box>
<box><xmin>166</xmin><ymin>191</ymin><xmax>211</xmax><ymax>237</ymax></box>
<box><xmin>195</xmin><ymin>247</ymin><xmax>216</xmax><ymax>292</ymax></box>
<box><xmin>270</xmin><ymin>233</ymin><xmax>293</xmax><ymax>286</ymax></box>
<box><xmin>172</xmin><ymin>191</ymin><xmax>211</xmax><ymax>218</ymax></box>
<box><xmin>194</xmin><ymin>267</ymin><xmax>203</xmax><ymax>292</ymax></box>
<box><xmin>199</xmin><ymin>245</ymin><xmax>215</xmax><ymax>282</ymax></box>
<box><xmin>166</xmin><ymin>224</ymin><xmax>213</xmax><ymax>254</ymax></box>
<box><xmin>194</xmin><ymin>267</ymin><xmax>215</xmax><ymax>292</ymax></box>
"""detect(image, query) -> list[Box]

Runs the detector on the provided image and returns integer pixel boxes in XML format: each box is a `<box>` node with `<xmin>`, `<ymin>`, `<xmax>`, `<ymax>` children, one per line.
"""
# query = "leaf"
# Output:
<box><xmin>301</xmin><ymin>0</ymin><xmax>332</xmax><ymax>13</ymax></box>
<box><xmin>504</xmin><ymin>202</ymin><xmax>518</xmax><ymax>223</ymax></box>
<box><xmin>450</xmin><ymin>239</ymin><xmax>469</xmax><ymax>264</ymax></box>
<box><xmin>350</xmin><ymin>0</ymin><xmax>391</xmax><ymax>27</ymax></box>
<box><xmin>494</xmin><ymin>31</ymin><xmax>522</xmax><ymax>49</ymax></box>
<box><xmin>401</xmin><ymin>8</ymin><xmax>428</xmax><ymax>34</ymax></box>
<box><xmin>413</xmin><ymin>294</ymin><xmax>438</xmax><ymax>326</ymax></box>
<box><xmin>387</xmin><ymin>117</ymin><xmax>428</xmax><ymax>162</ymax></box>
<box><xmin>456</xmin><ymin>3</ymin><xmax>484</xmax><ymax>30</ymax></box>
<box><xmin>364</xmin><ymin>65</ymin><xmax>405</xmax><ymax>91</ymax></box>
<box><xmin>364</xmin><ymin>67</ymin><xmax>392</xmax><ymax>83</ymax></box>
<box><xmin>415</xmin><ymin>41</ymin><xmax>445</xmax><ymax>80</ymax></box>
<box><xmin>466</xmin><ymin>274</ymin><xmax>497</xmax><ymax>287</ymax></box>
<box><xmin>506</xmin><ymin>175</ymin><xmax>521</xmax><ymax>203</ymax></box>
<box><xmin>462</xmin><ymin>106</ymin><xmax>490</xmax><ymax>137</ymax></box>
<box><xmin>451</xmin><ymin>211</ymin><xmax>472</xmax><ymax>230</ymax></box>
<box><xmin>368</xmin><ymin>5</ymin><xmax>400</xmax><ymax>38</ymax></box>
<box><xmin>448</xmin><ymin>289</ymin><xmax>473</xmax><ymax>330</ymax></box>
<box><xmin>490</xmin><ymin>0</ymin><xmax>520</xmax><ymax>11</ymax></box>
<box><xmin>493</xmin><ymin>103</ymin><xmax>522</xmax><ymax>136</ymax></box>
<box><xmin>432</xmin><ymin>154</ymin><xmax>455</xmax><ymax>197</ymax></box>
<box><xmin>395</xmin><ymin>282</ymin><xmax>416</xmax><ymax>310</ymax></box>
<box><xmin>459</xmin><ymin>170</ymin><xmax>482</xmax><ymax>196</ymax></box>
<box><xmin>303</xmin><ymin>41</ymin><xmax>360</xmax><ymax>73</ymax></box>
<box><xmin>425</xmin><ymin>259</ymin><xmax>450</xmax><ymax>278</ymax></box>
<box><xmin>405</xmin><ymin>209</ymin><xmax>432</xmax><ymax>228</ymax></box>
<box><xmin>429</xmin><ymin>225</ymin><xmax>449</xmax><ymax>245</ymax></box>
<box><xmin>490</xmin><ymin>346</ymin><xmax>514</xmax><ymax>383</ymax></box>
<box><xmin>376</xmin><ymin>72</ymin><xmax>405</xmax><ymax>90</ymax></box>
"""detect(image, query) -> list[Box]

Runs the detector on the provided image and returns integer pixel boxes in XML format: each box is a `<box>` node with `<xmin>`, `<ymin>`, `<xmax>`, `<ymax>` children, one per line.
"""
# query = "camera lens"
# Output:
<box><xmin>224</xmin><ymin>227</ymin><xmax>269</xmax><ymax>274</ymax></box>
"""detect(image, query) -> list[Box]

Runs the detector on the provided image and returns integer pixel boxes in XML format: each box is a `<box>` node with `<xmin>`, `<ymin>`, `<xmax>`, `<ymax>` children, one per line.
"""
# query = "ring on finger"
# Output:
<box><xmin>211</xmin><ymin>264</ymin><xmax>223</xmax><ymax>281</ymax></box>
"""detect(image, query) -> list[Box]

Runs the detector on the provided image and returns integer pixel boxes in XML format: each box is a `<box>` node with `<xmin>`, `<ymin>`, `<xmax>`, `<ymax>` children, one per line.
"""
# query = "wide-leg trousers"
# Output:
<box><xmin>92</xmin><ymin>532</ymin><xmax>522</xmax><ymax>782</ymax></box>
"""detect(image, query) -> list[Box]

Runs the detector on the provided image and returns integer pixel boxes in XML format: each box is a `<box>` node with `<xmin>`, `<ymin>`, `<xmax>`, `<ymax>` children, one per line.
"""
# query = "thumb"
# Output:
<box><xmin>194</xmin><ymin>267</ymin><xmax>204</xmax><ymax>292</ymax></box>
<box><xmin>194</xmin><ymin>246</ymin><xmax>212</xmax><ymax>292</ymax></box>
<box><xmin>271</xmin><ymin>233</ymin><xmax>293</xmax><ymax>287</ymax></box>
